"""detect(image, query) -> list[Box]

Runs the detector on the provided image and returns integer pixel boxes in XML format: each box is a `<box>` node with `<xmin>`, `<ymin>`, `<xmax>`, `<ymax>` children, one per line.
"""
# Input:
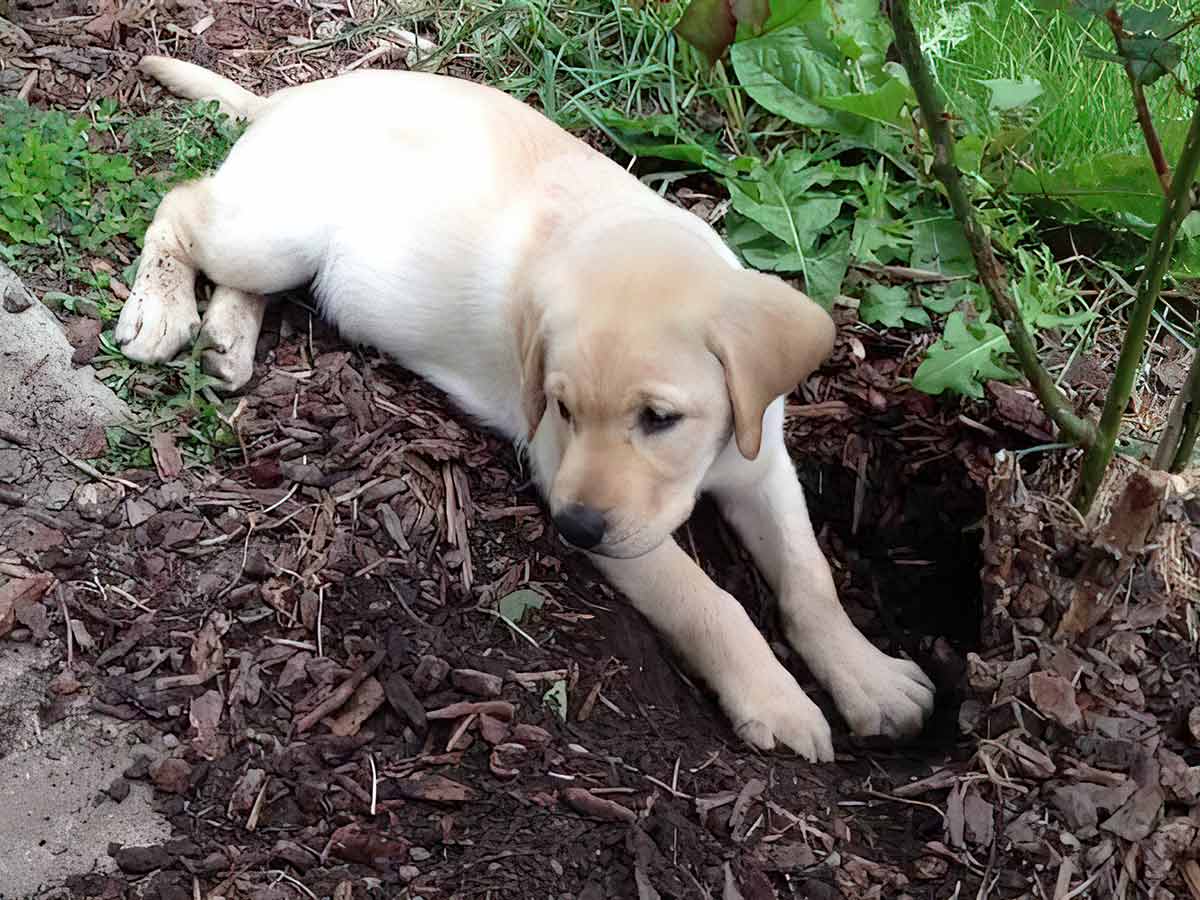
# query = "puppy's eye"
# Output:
<box><xmin>557</xmin><ymin>399</ymin><xmax>572</xmax><ymax>423</ymax></box>
<box><xmin>640</xmin><ymin>407</ymin><xmax>682</xmax><ymax>434</ymax></box>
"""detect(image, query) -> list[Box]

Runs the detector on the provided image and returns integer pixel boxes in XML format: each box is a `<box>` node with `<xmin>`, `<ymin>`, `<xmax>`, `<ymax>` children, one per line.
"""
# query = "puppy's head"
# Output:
<box><xmin>519</xmin><ymin>220</ymin><xmax>834</xmax><ymax>558</ymax></box>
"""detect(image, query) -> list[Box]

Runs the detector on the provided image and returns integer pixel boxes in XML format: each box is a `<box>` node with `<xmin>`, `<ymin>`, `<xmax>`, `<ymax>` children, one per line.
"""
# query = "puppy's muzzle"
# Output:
<box><xmin>553</xmin><ymin>503</ymin><xmax>606</xmax><ymax>550</ymax></box>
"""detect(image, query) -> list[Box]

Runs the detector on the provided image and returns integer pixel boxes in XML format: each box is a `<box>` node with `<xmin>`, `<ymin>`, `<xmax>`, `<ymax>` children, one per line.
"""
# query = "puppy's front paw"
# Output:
<box><xmin>826</xmin><ymin>643</ymin><xmax>935</xmax><ymax>740</ymax></box>
<box><xmin>114</xmin><ymin>290</ymin><xmax>200</xmax><ymax>364</ymax></box>
<box><xmin>726</xmin><ymin>669</ymin><xmax>834</xmax><ymax>763</ymax></box>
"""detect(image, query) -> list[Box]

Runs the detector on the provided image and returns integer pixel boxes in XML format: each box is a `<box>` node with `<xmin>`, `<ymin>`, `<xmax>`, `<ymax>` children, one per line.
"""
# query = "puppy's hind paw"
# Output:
<box><xmin>199</xmin><ymin>334</ymin><xmax>255</xmax><ymax>393</ymax></box>
<box><xmin>196</xmin><ymin>287</ymin><xmax>265</xmax><ymax>393</ymax></box>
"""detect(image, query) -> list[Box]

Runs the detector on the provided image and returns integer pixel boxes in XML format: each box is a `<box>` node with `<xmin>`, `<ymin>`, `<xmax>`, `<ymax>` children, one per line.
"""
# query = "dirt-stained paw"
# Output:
<box><xmin>114</xmin><ymin>290</ymin><xmax>200</xmax><ymax>364</ymax></box>
<box><xmin>196</xmin><ymin>287</ymin><xmax>264</xmax><ymax>393</ymax></box>
<box><xmin>199</xmin><ymin>332</ymin><xmax>255</xmax><ymax>393</ymax></box>
<box><xmin>727</xmin><ymin>669</ymin><xmax>834</xmax><ymax>763</ymax></box>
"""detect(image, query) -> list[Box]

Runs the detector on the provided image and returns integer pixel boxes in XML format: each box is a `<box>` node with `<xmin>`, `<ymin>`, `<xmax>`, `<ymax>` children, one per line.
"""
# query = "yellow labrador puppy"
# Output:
<box><xmin>117</xmin><ymin>57</ymin><xmax>935</xmax><ymax>761</ymax></box>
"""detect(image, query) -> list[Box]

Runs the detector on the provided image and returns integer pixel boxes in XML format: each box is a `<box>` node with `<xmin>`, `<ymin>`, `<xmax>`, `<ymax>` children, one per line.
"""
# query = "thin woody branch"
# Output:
<box><xmin>1075</xmin><ymin>97</ymin><xmax>1200</xmax><ymax>512</ymax></box>
<box><xmin>887</xmin><ymin>0</ymin><xmax>1097</xmax><ymax>450</ymax></box>
<box><xmin>1105</xmin><ymin>7</ymin><xmax>1172</xmax><ymax>195</ymax></box>
<box><xmin>1152</xmin><ymin>341</ymin><xmax>1200</xmax><ymax>472</ymax></box>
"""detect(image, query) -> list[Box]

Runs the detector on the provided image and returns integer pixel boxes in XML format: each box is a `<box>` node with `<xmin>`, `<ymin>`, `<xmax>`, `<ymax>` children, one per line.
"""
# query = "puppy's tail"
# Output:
<box><xmin>138</xmin><ymin>56</ymin><xmax>266</xmax><ymax>121</ymax></box>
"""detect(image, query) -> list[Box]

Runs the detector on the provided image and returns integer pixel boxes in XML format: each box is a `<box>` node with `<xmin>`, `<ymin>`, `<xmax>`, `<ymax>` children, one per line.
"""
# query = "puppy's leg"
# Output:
<box><xmin>114</xmin><ymin>180</ymin><xmax>210</xmax><ymax>362</ymax></box>
<box><xmin>706</xmin><ymin>400</ymin><xmax>936</xmax><ymax>740</ymax></box>
<box><xmin>590</xmin><ymin>541</ymin><xmax>834</xmax><ymax>762</ymax></box>
<box><xmin>116</xmin><ymin>171</ymin><xmax>317</xmax><ymax>367</ymax></box>
<box><xmin>523</xmin><ymin>410</ymin><xmax>831</xmax><ymax>760</ymax></box>
<box><xmin>198</xmin><ymin>286</ymin><xmax>267</xmax><ymax>392</ymax></box>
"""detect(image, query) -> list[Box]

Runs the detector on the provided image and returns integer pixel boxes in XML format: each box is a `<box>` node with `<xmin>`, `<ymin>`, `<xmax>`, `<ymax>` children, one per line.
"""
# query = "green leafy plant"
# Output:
<box><xmin>646</xmin><ymin>0</ymin><xmax>1198</xmax><ymax>509</ymax></box>
<box><xmin>912</xmin><ymin>313</ymin><xmax>1018</xmax><ymax>398</ymax></box>
<box><xmin>1</xmin><ymin>97</ymin><xmax>244</xmax><ymax>472</ymax></box>
<box><xmin>859</xmin><ymin>284</ymin><xmax>930</xmax><ymax>328</ymax></box>
<box><xmin>0</xmin><ymin>97</ymin><xmax>241</xmax><ymax>260</ymax></box>
<box><xmin>0</xmin><ymin>99</ymin><xmax>156</xmax><ymax>252</ymax></box>
<box><xmin>885</xmin><ymin>0</ymin><xmax>1200</xmax><ymax>513</ymax></box>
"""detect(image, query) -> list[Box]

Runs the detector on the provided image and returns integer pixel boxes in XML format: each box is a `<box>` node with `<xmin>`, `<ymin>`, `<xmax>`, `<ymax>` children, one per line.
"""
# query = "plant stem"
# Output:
<box><xmin>1152</xmin><ymin>341</ymin><xmax>1200</xmax><ymax>472</ymax></box>
<box><xmin>887</xmin><ymin>0</ymin><xmax>1097</xmax><ymax>449</ymax></box>
<box><xmin>1074</xmin><ymin>99</ymin><xmax>1200</xmax><ymax>513</ymax></box>
<box><xmin>1105</xmin><ymin>8</ymin><xmax>1172</xmax><ymax>195</ymax></box>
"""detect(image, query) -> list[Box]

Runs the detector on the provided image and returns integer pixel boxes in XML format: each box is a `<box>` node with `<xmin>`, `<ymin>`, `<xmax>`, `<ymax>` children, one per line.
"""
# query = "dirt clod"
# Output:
<box><xmin>110</xmin><ymin>844</ymin><xmax>172</xmax><ymax>875</ymax></box>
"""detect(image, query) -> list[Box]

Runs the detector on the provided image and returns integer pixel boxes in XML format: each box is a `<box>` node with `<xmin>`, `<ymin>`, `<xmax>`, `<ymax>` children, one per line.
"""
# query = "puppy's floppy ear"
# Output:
<box><xmin>514</xmin><ymin>296</ymin><xmax>547</xmax><ymax>438</ymax></box>
<box><xmin>706</xmin><ymin>270</ymin><xmax>836</xmax><ymax>460</ymax></box>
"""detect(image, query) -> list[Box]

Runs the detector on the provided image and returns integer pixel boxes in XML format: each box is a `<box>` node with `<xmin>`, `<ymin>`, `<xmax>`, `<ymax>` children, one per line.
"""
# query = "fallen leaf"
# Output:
<box><xmin>511</xmin><ymin>723</ymin><xmax>551</xmax><ymax>746</ymax></box>
<box><xmin>729</xmin><ymin>778</ymin><xmax>765</xmax><ymax>841</ymax></box>
<box><xmin>330</xmin><ymin>822</ymin><xmax>409</xmax><ymax>867</ymax></box>
<box><xmin>1101</xmin><ymin>784</ymin><xmax>1163</xmax><ymax>842</ymax></box>
<box><xmin>14</xmin><ymin>588</ymin><xmax>51</xmax><ymax>639</ymax></box>
<box><xmin>126</xmin><ymin>498</ymin><xmax>157</xmax><ymax>527</ymax></box>
<box><xmin>65</xmin><ymin>316</ymin><xmax>102</xmax><ymax>366</ymax></box>
<box><xmin>1029</xmin><ymin>670</ymin><xmax>1083</xmax><ymax>730</ymax></box>
<box><xmin>190</xmin><ymin>612</ymin><xmax>230</xmax><ymax>679</ymax></box>
<box><xmin>83</xmin><ymin>0</ymin><xmax>119</xmax><ymax>38</ymax></box>
<box><xmin>479</xmin><ymin>713</ymin><xmax>509</xmax><ymax>745</ymax></box>
<box><xmin>396</xmin><ymin>775</ymin><xmax>476</xmax><ymax>803</ymax></box>
<box><xmin>189</xmin><ymin>690</ymin><xmax>225</xmax><ymax>760</ymax></box>
<box><xmin>626</xmin><ymin>863</ymin><xmax>658</xmax><ymax>900</ymax></box>
<box><xmin>498</xmin><ymin>588</ymin><xmax>544</xmax><ymax>625</ymax></box>
<box><xmin>946</xmin><ymin>783</ymin><xmax>965</xmax><ymax>848</ymax></box>
<box><xmin>161</xmin><ymin>519</ymin><xmax>204</xmax><ymax>548</ymax></box>
<box><xmin>986</xmin><ymin>381</ymin><xmax>1054</xmax><ymax>441</ymax></box>
<box><xmin>277</xmin><ymin>650</ymin><xmax>311</xmax><ymax>690</ymax></box>
<box><xmin>150</xmin><ymin>431</ymin><xmax>184</xmax><ymax>480</ymax></box>
<box><xmin>489</xmin><ymin>742</ymin><xmax>527</xmax><ymax>780</ymax></box>
<box><xmin>963</xmin><ymin>787</ymin><xmax>994</xmax><ymax>846</ymax></box>
<box><xmin>543</xmin><ymin>679</ymin><xmax>567</xmax><ymax>721</ymax></box>
<box><xmin>0</xmin><ymin>573</ymin><xmax>54</xmax><ymax>638</ymax></box>
<box><xmin>1006</xmin><ymin>737</ymin><xmax>1055</xmax><ymax>779</ymax></box>
<box><xmin>1051</xmin><ymin>783</ymin><xmax>1100</xmax><ymax>830</ymax></box>
<box><xmin>328</xmin><ymin>676</ymin><xmax>385</xmax><ymax>736</ymax></box>
<box><xmin>70</xmin><ymin>619</ymin><xmax>95</xmax><ymax>650</ymax></box>
<box><xmin>722</xmin><ymin>863</ymin><xmax>746</xmax><ymax>900</ymax></box>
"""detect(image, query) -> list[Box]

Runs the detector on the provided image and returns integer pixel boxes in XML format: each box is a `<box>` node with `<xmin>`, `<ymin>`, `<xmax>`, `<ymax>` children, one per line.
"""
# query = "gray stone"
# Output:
<box><xmin>0</xmin><ymin>645</ymin><xmax>170</xmax><ymax>897</ymax></box>
<box><xmin>0</xmin><ymin>262</ymin><xmax>128</xmax><ymax>455</ymax></box>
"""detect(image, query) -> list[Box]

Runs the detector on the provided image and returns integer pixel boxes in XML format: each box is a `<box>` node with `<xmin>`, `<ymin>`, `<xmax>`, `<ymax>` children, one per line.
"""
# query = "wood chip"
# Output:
<box><xmin>1029</xmin><ymin>670</ymin><xmax>1083</xmax><ymax>730</ymax></box>
<box><xmin>426</xmin><ymin>700</ymin><xmax>514</xmax><ymax>722</ymax></box>
<box><xmin>295</xmin><ymin>649</ymin><xmax>386</xmax><ymax>734</ymax></box>
<box><xmin>395</xmin><ymin>775</ymin><xmax>476</xmax><ymax>804</ymax></box>
<box><xmin>328</xmin><ymin>676</ymin><xmax>386</xmax><ymax>737</ymax></box>
<box><xmin>0</xmin><ymin>573</ymin><xmax>53</xmax><ymax>638</ymax></box>
<box><xmin>562</xmin><ymin>787</ymin><xmax>637</xmax><ymax>824</ymax></box>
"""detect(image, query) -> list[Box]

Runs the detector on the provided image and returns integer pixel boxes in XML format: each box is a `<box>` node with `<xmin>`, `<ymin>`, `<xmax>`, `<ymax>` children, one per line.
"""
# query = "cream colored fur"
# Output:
<box><xmin>117</xmin><ymin>56</ymin><xmax>936</xmax><ymax>761</ymax></box>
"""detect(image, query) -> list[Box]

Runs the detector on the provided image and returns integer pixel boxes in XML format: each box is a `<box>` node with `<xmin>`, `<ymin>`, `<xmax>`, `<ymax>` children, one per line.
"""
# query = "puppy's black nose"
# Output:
<box><xmin>553</xmin><ymin>503</ymin><xmax>606</xmax><ymax>549</ymax></box>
